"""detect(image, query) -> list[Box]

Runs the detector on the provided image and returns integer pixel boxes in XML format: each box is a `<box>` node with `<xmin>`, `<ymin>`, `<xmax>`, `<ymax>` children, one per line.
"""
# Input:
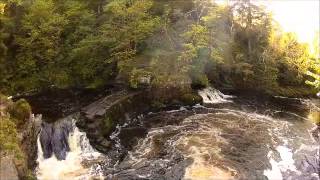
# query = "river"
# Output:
<box><xmin>35</xmin><ymin>88</ymin><xmax>320</xmax><ymax>180</ymax></box>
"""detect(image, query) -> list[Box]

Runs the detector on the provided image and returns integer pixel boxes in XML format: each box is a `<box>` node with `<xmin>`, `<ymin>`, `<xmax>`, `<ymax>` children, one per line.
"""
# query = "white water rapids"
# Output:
<box><xmin>197</xmin><ymin>87</ymin><xmax>319</xmax><ymax>180</ymax></box>
<box><xmin>36</xmin><ymin>120</ymin><xmax>105</xmax><ymax>180</ymax></box>
<box><xmin>198</xmin><ymin>87</ymin><xmax>234</xmax><ymax>104</ymax></box>
<box><xmin>35</xmin><ymin>87</ymin><xmax>319</xmax><ymax>180</ymax></box>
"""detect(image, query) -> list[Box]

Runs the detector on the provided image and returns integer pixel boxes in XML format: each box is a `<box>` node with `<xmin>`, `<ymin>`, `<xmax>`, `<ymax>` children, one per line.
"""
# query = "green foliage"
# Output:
<box><xmin>180</xmin><ymin>25</ymin><xmax>210</xmax><ymax>88</ymax></box>
<box><xmin>197</xmin><ymin>1</ymin><xmax>314</xmax><ymax>96</ymax></box>
<box><xmin>14</xmin><ymin>0</ymin><xmax>68</xmax><ymax>91</ymax></box>
<box><xmin>129</xmin><ymin>68</ymin><xmax>151</xmax><ymax>89</ymax></box>
<box><xmin>9</xmin><ymin>98</ymin><xmax>31</xmax><ymax>125</ymax></box>
<box><xmin>0</xmin><ymin>93</ymin><xmax>35</xmax><ymax>179</ymax></box>
<box><xmin>180</xmin><ymin>93</ymin><xmax>202</xmax><ymax>106</ymax></box>
<box><xmin>306</xmin><ymin>33</ymin><xmax>320</xmax><ymax>91</ymax></box>
<box><xmin>0</xmin><ymin>116</ymin><xmax>23</xmax><ymax>158</ymax></box>
<box><xmin>306</xmin><ymin>70</ymin><xmax>320</xmax><ymax>90</ymax></box>
<box><xmin>190</xmin><ymin>72</ymin><xmax>209</xmax><ymax>88</ymax></box>
<box><xmin>101</xmin><ymin>0</ymin><xmax>160</xmax><ymax>74</ymax></box>
<box><xmin>149</xmin><ymin>50</ymin><xmax>191</xmax><ymax>89</ymax></box>
<box><xmin>0</xmin><ymin>94</ymin><xmax>27</xmax><ymax>159</ymax></box>
<box><xmin>0</xmin><ymin>0</ymin><xmax>316</xmax><ymax>97</ymax></box>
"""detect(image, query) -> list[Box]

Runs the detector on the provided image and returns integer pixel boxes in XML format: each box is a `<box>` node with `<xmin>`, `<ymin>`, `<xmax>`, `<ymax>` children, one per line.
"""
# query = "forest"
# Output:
<box><xmin>0</xmin><ymin>0</ymin><xmax>319</xmax><ymax>180</ymax></box>
<box><xmin>0</xmin><ymin>0</ymin><xmax>319</xmax><ymax>96</ymax></box>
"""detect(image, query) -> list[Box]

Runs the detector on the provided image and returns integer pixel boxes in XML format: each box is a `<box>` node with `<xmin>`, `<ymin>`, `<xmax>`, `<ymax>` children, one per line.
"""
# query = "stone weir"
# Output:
<box><xmin>76</xmin><ymin>90</ymin><xmax>153</xmax><ymax>153</ymax></box>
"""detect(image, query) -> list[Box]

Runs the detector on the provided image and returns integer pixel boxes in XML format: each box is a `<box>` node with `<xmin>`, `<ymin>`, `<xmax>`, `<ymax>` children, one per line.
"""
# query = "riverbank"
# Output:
<box><xmin>0</xmin><ymin>94</ymin><xmax>41</xmax><ymax>179</ymax></box>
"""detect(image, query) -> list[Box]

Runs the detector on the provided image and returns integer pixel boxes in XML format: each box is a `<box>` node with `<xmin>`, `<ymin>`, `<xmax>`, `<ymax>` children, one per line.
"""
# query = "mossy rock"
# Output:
<box><xmin>309</xmin><ymin>111</ymin><xmax>320</xmax><ymax>124</ymax></box>
<box><xmin>9</xmin><ymin>99</ymin><xmax>31</xmax><ymax>124</ymax></box>
<box><xmin>180</xmin><ymin>93</ymin><xmax>202</xmax><ymax>106</ymax></box>
<box><xmin>0</xmin><ymin>117</ymin><xmax>22</xmax><ymax>158</ymax></box>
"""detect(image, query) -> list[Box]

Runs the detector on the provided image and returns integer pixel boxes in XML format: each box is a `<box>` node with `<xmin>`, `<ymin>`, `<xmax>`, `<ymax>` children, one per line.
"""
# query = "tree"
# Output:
<box><xmin>0</xmin><ymin>0</ymin><xmax>25</xmax><ymax>93</ymax></box>
<box><xmin>13</xmin><ymin>0</ymin><xmax>67</xmax><ymax>91</ymax></box>
<box><xmin>0</xmin><ymin>0</ymin><xmax>316</xmax><ymax>97</ymax></box>
<box><xmin>306</xmin><ymin>32</ymin><xmax>320</xmax><ymax>91</ymax></box>
<box><xmin>100</xmin><ymin>0</ymin><xmax>160</xmax><ymax>76</ymax></box>
<box><xmin>202</xmin><ymin>4</ymin><xmax>235</xmax><ymax>87</ymax></box>
<box><xmin>180</xmin><ymin>24</ymin><xmax>210</xmax><ymax>87</ymax></box>
<box><xmin>276</xmin><ymin>33</ymin><xmax>311</xmax><ymax>86</ymax></box>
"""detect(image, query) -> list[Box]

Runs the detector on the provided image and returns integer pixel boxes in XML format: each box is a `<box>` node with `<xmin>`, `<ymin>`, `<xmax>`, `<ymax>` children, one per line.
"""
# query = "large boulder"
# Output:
<box><xmin>16</xmin><ymin>113</ymin><xmax>42</xmax><ymax>178</ymax></box>
<box><xmin>51</xmin><ymin>125</ymin><xmax>70</xmax><ymax>160</ymax></box>
<box><xmin>39</xmin><ymin>122</ymin><xmax>53</xmax><ymax>159</ymax></box>
<box><xmin>39</xmin><ymin>116</ymin><xmax>74</xmax><ymax>160</ymax></box>
<box><xmin>78</xmin><ymin>90</ymin><xmax>151</xmax><ymax>153</ymax></box>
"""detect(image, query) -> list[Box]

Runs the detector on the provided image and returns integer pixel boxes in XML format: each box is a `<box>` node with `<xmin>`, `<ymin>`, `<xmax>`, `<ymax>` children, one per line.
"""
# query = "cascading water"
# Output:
<box><xmin>103</xmin><ymin>87</ymin><xmax>319</xmax><ymax>179</ymax></box>
<box><xmin>198</xmin><ymin>87</ymin><xmax>234</xmax><ymax>104</ymax></box>
<box><xmin>35</xmin><ymin>87</ymin><xmax>319</xmax><ymax>180</ymax></box>
<box><xmin>36</xmin><ymin>116</ymin><xmax>105</xmax><ymax>180</ymax></box>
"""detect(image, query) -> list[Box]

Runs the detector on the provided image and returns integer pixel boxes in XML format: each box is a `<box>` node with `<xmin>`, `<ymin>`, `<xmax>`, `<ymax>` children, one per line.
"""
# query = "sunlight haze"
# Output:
<box><xmin>215</xmin><ymin>0</ymin><xmax>320</xmax><ymax>45</ymax></box>
<box><xmin>1</xmin><ymin>1</ymin><xmax>320</xmax><ymax>179</ymax></box>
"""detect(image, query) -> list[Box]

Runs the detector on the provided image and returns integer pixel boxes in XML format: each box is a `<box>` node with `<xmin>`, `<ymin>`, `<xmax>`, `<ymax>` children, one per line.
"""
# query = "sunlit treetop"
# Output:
<box><xmin>214</xmin><ymin>0</ymin><xmax>319</xmax><ymax>48</ymax></box>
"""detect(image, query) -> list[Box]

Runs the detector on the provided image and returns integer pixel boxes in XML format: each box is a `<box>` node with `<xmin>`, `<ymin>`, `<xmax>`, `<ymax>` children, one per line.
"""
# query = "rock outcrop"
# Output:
<box><xmin>77</xmin><ymin>88</ymin><xmax>202</xmax><ymax>153</ymax></box>
<box><xmin>77</xmin><ymin>90</ymin><xmax>152</xmax><ymax>153</ymax></box>
<box><xmin>39</xmin><ymin>115</ymin><xmax>74</xmax><ymax>160</ymax></box>
<box><xmin>0</xmin><ymin>156</ymin><xmax>19</xmax><ymax>180</ymax></box>
<box><xmin>19</xmin><ymin>114</ymin><xmax>42</xmax><ymax>174</ymax></box>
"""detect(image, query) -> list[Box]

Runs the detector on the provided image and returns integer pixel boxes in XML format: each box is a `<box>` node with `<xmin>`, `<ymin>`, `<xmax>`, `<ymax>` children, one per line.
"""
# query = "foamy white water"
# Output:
<box><xmin>36</xmin><ymin>120</ymin><xmax>105</xmax><ymax>180</ymax></box>
<box><xmin>263</xmin><ymin>145</ymin><xmax>297</xmax><ymax>180</ymax></box>
<box><xmin>198</xmin><ymin>87</ymin><xmax>233</xmax><ymax>104</ymax></box>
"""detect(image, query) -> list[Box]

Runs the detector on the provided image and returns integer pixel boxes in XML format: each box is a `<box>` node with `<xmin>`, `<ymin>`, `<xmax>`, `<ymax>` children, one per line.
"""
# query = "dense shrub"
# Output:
<box><xmin>9</xmin><ymin>99</ymin><xmax>31</xmax><ymax>126</ymax></box>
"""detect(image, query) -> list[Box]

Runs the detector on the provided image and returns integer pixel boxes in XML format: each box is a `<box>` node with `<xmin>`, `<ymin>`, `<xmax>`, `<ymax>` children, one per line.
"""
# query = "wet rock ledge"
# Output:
<box><xmin>77</xmin><ymin>89</ymin><xmax>202</xmax><ymax>153</ymax></box>
<box><xmin>77</xmin><ymin>90</ymin><xmax>149</xmax><ymax>152</ymax></box>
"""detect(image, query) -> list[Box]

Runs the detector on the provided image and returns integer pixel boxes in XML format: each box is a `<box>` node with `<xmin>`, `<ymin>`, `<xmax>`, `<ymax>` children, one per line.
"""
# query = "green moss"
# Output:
<box><xmin>9</xmin><ymin>99</ymin><xmax>31</xmax><ymax>125</ymax></box>
<box><xmin>180</xmin><ymin>93</ymin><xmax>202</xmax><ymax>106</ymax></box>
<box><xmin>0</xmin><ymin>95</ymin><xmax>37</xmax><ymax>179</ymax></box>
<box><xmin>129</xmin><ymin>68</ymin><xmax>151</xmax><ymax>89</ymax></box>
<box><xmin>0</xmin><ymin>116</ymin><xmax>23</xmax><ymax>159</ymax></box>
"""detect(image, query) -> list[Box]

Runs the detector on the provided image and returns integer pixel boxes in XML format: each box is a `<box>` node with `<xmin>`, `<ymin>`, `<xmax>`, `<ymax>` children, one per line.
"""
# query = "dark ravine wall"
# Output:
<box><xmin>77</xmin><ymin>89</ymin><xmax>202</xmax><ymax>153</ymax></box>
<box><xmin>23</xmin><ymin>116</ymin><xmax>42</xmax><ymax>163</ymax></box>
<box><xmin>39</xmin><ymin>116</ymin><xmax>74</xmax><ymax>161</ymax></box>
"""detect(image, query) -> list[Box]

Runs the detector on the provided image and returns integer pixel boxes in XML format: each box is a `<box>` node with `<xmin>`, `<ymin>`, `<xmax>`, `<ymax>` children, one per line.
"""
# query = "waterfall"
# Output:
<box><xmin>36</xmin><ymin>118</ymin><xmax>105</xmax><ymax>180</ymax></box>
<box><xmin>198</xmin><ymin>87</ymin><xmax>233</xmax><ymax>104</ymax></box>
